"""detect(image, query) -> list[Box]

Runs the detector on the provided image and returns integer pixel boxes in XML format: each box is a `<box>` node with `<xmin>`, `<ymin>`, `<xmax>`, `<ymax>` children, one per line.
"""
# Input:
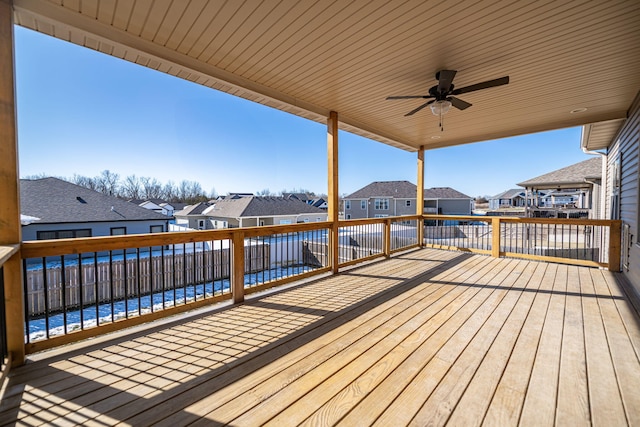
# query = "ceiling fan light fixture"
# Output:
<box><xmin>430</xmin><ymin>100</ymin><xmax>452</xmax><ymax>115</ymax></box>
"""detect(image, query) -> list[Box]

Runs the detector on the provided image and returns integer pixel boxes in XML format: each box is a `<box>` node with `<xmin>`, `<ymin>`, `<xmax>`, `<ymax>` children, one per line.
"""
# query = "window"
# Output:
<box><xmin>611</xmin><ymin>155</ymin><xmax>621</xmax><ymax>220</ymax></box>
<box><xmin>150</xmin><ymin>225</ymin><xmax>164</xmax><ymax>233</ymax></box>
<box><xmin>346</xmin><ymin>214</ymin><xmax>351</xmax><ymax>219</ymax></box>
<box><xmin>374</xmin><ymin>214</ymin><xmax>389</xmax><ymax>218</ymax></box>
<box><xmin>345</xmin><ymin>200</ymin><xmax>351</xmax><ymax>209</ymax></box>
<box><xmin>361</xmin><ymin>200</ymin><xmax>366</xmax><ymax>209</ymax></box>
<box><xmin>197</xmin><ymin>219</ymin><xmax>205</xmax><ymax>230</ymax></box>
<box><xmin>405</xmin><ymin>200</ymin><xmax>411</xmax><ymax>207</ymax></box>
<box><xmin>374</xmin><ymin>198</ymin><xmax>389</xmax><ymax>210</ymax></box>
<box><xmin>110</xmin><ymin>227</ymin><xmax>126</xmax><ymax>236</ymax></box>
<box><xmin>37</xmin><ymin>229</ymin><xmax>92</xmax><ymax>240</ymax></box>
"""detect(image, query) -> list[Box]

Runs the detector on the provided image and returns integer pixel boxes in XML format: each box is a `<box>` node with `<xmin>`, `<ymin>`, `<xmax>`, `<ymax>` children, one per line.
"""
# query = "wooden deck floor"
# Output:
<box><xmin>2</xmin><ymin>249</ymin><xmax>640</xmax><ymax>426</ymax></box>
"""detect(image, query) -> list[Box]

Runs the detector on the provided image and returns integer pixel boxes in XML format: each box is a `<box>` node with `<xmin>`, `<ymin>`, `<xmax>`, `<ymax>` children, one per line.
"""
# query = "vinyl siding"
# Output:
<box><xmin>607</xmin><ymin>91</ymin><xmax>640</xmax><ymax>294</ymax></box>
<box><xmin>22</xmin><ymin>220</ymin><xmax>167</xmax><ymax>241</ymax></box>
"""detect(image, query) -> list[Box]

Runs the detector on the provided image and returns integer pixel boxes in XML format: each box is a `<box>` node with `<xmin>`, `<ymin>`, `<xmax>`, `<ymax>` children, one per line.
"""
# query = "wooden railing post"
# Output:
<box><xmin>491</xmin><ymin>217</ymin><xmax>501</xmax><ymax>258</ymax></box>
<box><xmin>327</xmin><ymin>111</ymin><xmax>339</xmax><ymax>274</ymax></box>
<box><xmin>384</xmin><ymin>219</ymin><xmax>391</xmax><ymax>258</ymax></box>
<box><xmin>608</xmin><ymin>220</ymin><xmax>622</xmax><ymax>272</ymax></box>
<box><xmin>417</xmin><ymin>147</ymin><xmax>425</xmax><ymax>247</ymax></box>
<box><xmin>232</xmin><ymin>231</ymin><xmax>245</xmax><ymax>303</ymax></box>
<box><xmin>0</xmin><ymin>0</ymin><xmax>25</xmax><ymax>367</ymax></box>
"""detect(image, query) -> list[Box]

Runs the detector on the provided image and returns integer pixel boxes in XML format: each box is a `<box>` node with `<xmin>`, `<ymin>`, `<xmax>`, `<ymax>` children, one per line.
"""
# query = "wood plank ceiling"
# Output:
<box><xmin>12</xmin><ymin>0</ymin><xmax>640</xmax><ymax>152</ymax></box>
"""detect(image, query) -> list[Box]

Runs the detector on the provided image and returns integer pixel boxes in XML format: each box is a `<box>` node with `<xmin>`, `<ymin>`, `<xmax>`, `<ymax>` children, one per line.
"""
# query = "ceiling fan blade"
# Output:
<box><xmin>451</xmin><ymin>76</ymin><xmax>509</xmax><ymax>95</ymax></box>
<box><xmin>449</xmin><ymin>96</ymin><xmax>472</xmax><ymax>110</ymax></box>
<box><xmin>437</xmin><ymin>70</ymin><xmax>457</xmax><ymax>93</ymax></box>
<box><xmin>386</xmin><ymin>95</ymin><xmax>433</xmax><ymax>100</ymax></box>
<box><xmin>405</xmin><ymin>100</ymin><xmax>435</xmax><ymax>116</ymax></box>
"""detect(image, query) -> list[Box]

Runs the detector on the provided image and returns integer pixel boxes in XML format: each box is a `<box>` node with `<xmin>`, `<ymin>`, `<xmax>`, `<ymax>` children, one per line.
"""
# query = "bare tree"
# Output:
<box><xmin>209</xmin><ymin>187</ymin><xmax>218</xmax><ymax>199</ymax></box>
<box><xmin>256</xmin><ymin>188</ymin><xmax>274</xmax><ymax>196</ymax></box>
<box><xmin>95</xmin><ymin>170</ymin><xmax>120</xmax><ymax>196</ymax></box>
<box><xmin>71</xmin><ymin>174</ymin><xmax>98</xmax><ymax>191</ymax></box>
<box><xmin>140</xmin><ymin>176</ymin><xmax>163</xmax><ymax>199</ymax></box>
<box><xmin>163</xmin><ymin>181</ymin><xmax>178</xmax><ymax>201</ymax></box>
<box><xmin>121</xmin><ymin>175</ymin><xmax>142</xmax><ymax>199</ymax></box>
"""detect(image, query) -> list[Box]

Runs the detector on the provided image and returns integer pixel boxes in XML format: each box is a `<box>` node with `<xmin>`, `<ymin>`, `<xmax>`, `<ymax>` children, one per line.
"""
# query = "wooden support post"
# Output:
<box><xmin>327</xmin><ymin>111</ymin><xmax>339</xmax><ymax>273</ymax></box>
<box><xmin>0</xmin><ymin>0</ymin><xmax>25</xmax><ymax>367</ymax></box>
<box><xmin>608</xmin><ymin>220</ymin><xmax>621</xmax><ymax>272</ymax></box>
<box><xmin>384</xmin><ymin>219</ymin><xmax>391</xmax><ymax>258</ymax></box>
<box><xmin>231</xmin><ymin>231</ymin><xmax>245</xmax><ymax>303</ymax></box>
<box><xmin>491</xmin><ymin>217</ymin><xmax>501</xmax><ymax>258</ymax></box>
<box><xmin>416</xmin><ymin>147</ymin><xmax>425</xmax><ymax>247</ymax></box>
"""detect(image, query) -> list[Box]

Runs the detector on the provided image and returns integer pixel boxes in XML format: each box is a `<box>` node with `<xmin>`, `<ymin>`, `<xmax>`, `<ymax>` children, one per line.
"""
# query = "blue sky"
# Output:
<box><xmin>15</xmin><ymin>26</ymin><xmax>593</xmax><ymax>198</ymax></box>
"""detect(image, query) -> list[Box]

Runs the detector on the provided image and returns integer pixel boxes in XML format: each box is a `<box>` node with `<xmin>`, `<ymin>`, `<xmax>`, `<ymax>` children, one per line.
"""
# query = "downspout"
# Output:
<box><xmin>580</xmin><ymin>125</ymin><xmax>607</xmax><ymax>219</ymax></box>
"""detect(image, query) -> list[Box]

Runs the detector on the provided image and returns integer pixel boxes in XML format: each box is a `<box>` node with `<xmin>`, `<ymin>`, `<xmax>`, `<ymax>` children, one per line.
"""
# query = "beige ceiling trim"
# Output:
<box><xmin>13</xmin><ymin>0</ymin><xmax>416</xmax><ymax>151</ymax></box>
<box><xmin>580</xmin><ymin>118</ymin><xmax>626</xmax><ymax>152</ymax></box>
<box><xmin>423</xmin><ymin>110</ymin><xmax>627</xmax><ymax>150</ymax></box>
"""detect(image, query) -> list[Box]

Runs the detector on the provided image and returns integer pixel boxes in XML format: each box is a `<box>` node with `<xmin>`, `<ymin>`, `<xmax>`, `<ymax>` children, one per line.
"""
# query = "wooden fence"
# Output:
<box><xmin>25</xmin><ymin>244</ymin><xmax>268</xmax><ymax>316</ymax></box>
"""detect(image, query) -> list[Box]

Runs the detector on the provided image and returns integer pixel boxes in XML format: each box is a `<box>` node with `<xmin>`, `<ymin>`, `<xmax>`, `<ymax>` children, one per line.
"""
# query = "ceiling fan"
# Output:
<box><xmin>386</xmin><ymin>70</ymin><xmax>509</xmax><ymax>130</ymax></box>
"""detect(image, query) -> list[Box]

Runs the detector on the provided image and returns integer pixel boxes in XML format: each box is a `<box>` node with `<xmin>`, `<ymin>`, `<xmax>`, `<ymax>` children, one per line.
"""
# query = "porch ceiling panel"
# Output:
<box><xmin>12</xmin><ymin>0</ymin><xmax>640</xmax><ymax>152</ymax></box>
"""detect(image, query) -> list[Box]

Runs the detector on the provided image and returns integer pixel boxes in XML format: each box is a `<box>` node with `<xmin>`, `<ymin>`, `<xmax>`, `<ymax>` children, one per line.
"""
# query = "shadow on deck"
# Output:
<box><xmin>1</xmin><ymin>248</ymin><xmax>639</xmax><ymax>426</ymax></box>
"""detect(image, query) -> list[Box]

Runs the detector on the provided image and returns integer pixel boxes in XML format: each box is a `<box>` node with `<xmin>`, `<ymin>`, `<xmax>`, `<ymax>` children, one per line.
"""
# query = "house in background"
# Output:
<box><xmin>207</xmin><ymin>196</ymin><xmax>328</xmax><ymax>228</ymax></box>
<box><xmin>173</xmin><ymin>202</ymin><xmax>213</xmax><ymax>230</ymax></box>
<box><xmin>488</xmin><ymin>189</ymin><xmax>529</xmax><ymax>210</ymax></box>
<box><xmin>128</xmin><ymin>198</ymin><xmax>184</xmax><ymax>217</ymax></box>
<box><xmin>309</xmin><ymin>197</ymin><xmax>328</xmax><ymax>210</ymax></box>
<box><xmin>174</xmin><ymin>196</ymin><xmax>328</xmax><ymax>229</ymax></box>
<box><xmin>215</xmin><ymin>193</ymin><xmax>254</xmax><ymax>201</ymax></box>
<box><xmin>423</xmin><ymin>187</ymin><xmax>474</xmax><ymax>215</ymax></box>
<box><xmin>283</xmin><ymin>193</ymin><xmax>328</xmax><ymax>210</ymax></box>
<box><xmin>517</xmin><ymin>157</ymin><xmax>602</xmax><ymax>218</ymax></box>
<box><xmin>343</xmin><ymin>181</ymin><xmax>473</xmax><ymax>219</ymax></box>
<box><xmin>20</xmin><ymin>178</ymin><xmax>170</xmax><ymax>241</ymax></box>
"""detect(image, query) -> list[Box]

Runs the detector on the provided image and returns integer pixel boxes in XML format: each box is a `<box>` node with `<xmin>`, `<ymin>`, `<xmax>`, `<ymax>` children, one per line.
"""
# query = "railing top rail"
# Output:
<box><xmin>497</xmin><ymin>217</ymin><xmax>621</xmax><ymax>226</ymax></box>
<box><xmin>21</xmin><ymin>229</ymin><xmax>235</xmax><ymax>258</ymax></box>
<box><xmin>422</xmin><ymin>214</ymin><xmax>493</xmax><ymax>223</ymax></box>
<box><xmin>21</xmin><ymin>222</ymin><xmax>334</xmax><ymax>258</ymax></box>
<box><xmin>240</xmin><ymin>221</ymin><xmax>332</xmax><ymax>238</ymax></box>
<box><xmin>0</xmin><ymin>244</ymin><xmax>19</xmax><ymax>268</ymax></box>
<box><xmin>422</xmin><ymin>214</ymin><xmax>621</xmax><ymax>227</ymax></box>
<box><xmin>339</xmin><ymin>215</ymin><xmax>422</xmax><ymax>227</ymax></box>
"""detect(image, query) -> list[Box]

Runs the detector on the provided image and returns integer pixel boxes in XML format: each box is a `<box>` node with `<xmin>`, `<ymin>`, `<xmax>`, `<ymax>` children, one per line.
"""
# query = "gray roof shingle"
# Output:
<box><xmin>517</xmin><ymin>157</ymin><xmax>602</xmax><ymax>188</ymax></box>
<box><xmin>345</xmin><ymin>181</ymin><xmax>417</xmax><ymax>199</ymax></box>
<box><xmin>491</xmin><ymin>189</ymin><xmax>526</xmax><ymax>199</ymax></box>
<box><xmin>175</xmin><ymin>202</ymin><xmax>212</xmax><ymax>216</ymax></box>
<box><xmin>345</xmin><ymin>181</ymin><xmax>470</xmax><ymax>199</ymax></box>
<box><xmin>424</xmin><ymin>187</ymin><xmax>471</xmax><ymax>199</ymax></box>
<box><xmin>20</xmin><ymin>178</ymin><xmax>169</xmax><ymax>224</ymax></box>
<box><xmin>206</xmin><ymin>196</ymin><xmax>326</xmax><ymax>218</ymax></box>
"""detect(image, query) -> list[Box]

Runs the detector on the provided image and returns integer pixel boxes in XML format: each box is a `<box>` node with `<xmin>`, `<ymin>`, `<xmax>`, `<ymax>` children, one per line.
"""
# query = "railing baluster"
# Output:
<box><xmin>61</xmin><ymin>255</ymin><xmax>67</xmax><ymax>335</ymax></box>
<box><xmin>78</xmin><ymin>255</ymin><xmax>84</xmax><ymax>329</ymax></box>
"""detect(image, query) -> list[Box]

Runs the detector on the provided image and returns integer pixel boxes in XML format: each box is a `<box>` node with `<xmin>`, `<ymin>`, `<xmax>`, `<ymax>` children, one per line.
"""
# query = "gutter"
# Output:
<box><xmin>580</xmin><ymin>126</ymin><xmax>607</xmax><ymax>220</ymax></box>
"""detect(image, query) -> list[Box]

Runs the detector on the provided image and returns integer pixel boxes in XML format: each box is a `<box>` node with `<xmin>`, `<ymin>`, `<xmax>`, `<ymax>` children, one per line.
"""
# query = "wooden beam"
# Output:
<box><xmin>232</xmin><ymin>231</ymin><xmax>245</xmax><ymax>303</ymax></box>
<box><xmin>608</xmin><ymin>220</ymin><xmax>621</xmax><ymax>272</ymax></box>
<box><xmin>416</xmin><ymin>147</ymin><xmax>425</xmax><ymax>246</ymax></box>
<box><xmin>0</xmin><ymin>0</ymin><xmax>25</xmax><ymax>367</ymax></box>
<box><xmin>491</xmin><ymin>217</ymin><xmax>501</xmax><ymax>258</ymax></box>
<box><xmin>327</xmin><ymin>111</ymin><xmax>339</xmax><ymax>273</ymax></box>
<box><xmin>384</xmin><ymin>219</ymin><xmax>391</xmax><ymax>258</ymax></box>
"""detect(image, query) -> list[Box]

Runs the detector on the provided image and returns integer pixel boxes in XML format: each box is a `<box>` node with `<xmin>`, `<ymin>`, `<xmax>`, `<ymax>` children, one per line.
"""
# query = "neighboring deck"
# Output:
<box><xmin>1</xmin><ymin>248</ymin><xmax>639</xmax><ymax>426</ymax></box>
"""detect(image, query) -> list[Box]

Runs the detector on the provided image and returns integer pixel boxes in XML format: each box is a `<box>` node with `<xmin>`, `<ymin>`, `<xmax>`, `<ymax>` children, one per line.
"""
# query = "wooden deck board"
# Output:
<box><xmin>555</xmin><ymin>265</ymin><xmax>590</xmax><ymax>425</ymax></box>
<box><xmin>445</xmin><ymin>261</ymin><xmax>546</xmax><ymax>427</ymax></box>
<box><xmin>2</xmin><ymin>249</ymin><xmax>640</xmax><ymax>427</ymax></box>
<box><xmin>580</xmin><ymin>266</ymin><xmax>628</xmax><ymax>426</ymax></box>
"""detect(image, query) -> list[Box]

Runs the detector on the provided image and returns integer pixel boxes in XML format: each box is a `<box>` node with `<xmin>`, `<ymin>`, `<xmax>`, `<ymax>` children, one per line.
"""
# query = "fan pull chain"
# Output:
<box><xmin>439</xmin><ymin>110</ymin><xmax>445</xmax><ymax>132</ymax></box>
